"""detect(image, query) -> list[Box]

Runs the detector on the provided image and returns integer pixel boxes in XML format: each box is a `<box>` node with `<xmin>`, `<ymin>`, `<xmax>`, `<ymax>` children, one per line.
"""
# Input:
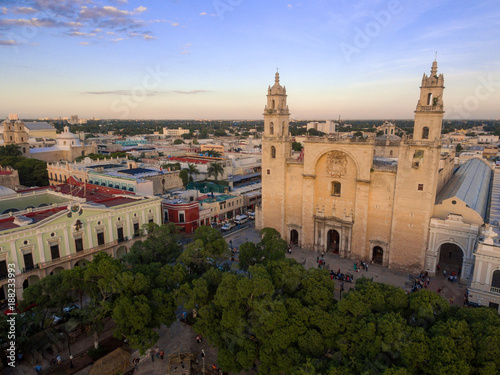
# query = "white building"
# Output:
<box><xmin>306</xmin><ymin>120</ymin><xmax>337</xmax><ymax>134</ymax></box>
<box><xmin>163</xmin><ymin>127</ymin><xmax>190</xmax><ymax>137</ymax></box>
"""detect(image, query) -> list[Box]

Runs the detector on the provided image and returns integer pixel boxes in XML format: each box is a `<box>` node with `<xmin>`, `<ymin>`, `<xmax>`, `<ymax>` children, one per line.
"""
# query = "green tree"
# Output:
<box><xmin>207</xmin><ymin>162</ymin><xmax>224</xmax><ymax>181</ymax></box>
<box><xmin>177</xmin><ymin>226</ymin><xmax>229</xmax><ymax>275</ymax></box>
<box><xmin>186</xmin><ymin>163</ymin><xmax>199</xmax><ymax>182</ymax></box>
<box><xmin>456</xmin><ymin>143</ymin><xmax>463</xmax><ymax>152</ymax></box>
<box><xmin>238</xmin><ymin>228</ymin><xmax>287</xmax><ymax>271</ymax></box>
<box><xmin>173</xmin><ymin>139</ymin><xmax>184</xmax><ymax>145</ymax></box>
<box><xmin>292</xmin><ymin>141</ymin><xmax>303</xmax><ymax>152</ymax></box>
<box><xmin>0</xmin><ymin>144</ymin><xmax>22</xmax><ymax>157</ymax></box>
<box><xmin>179</xmin><ymin>169</ymin><xmax>189</xmax><ymax>187</ymax></box>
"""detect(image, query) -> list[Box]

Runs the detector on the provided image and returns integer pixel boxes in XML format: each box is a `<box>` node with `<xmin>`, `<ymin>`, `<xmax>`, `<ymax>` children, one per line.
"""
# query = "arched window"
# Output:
<box><xmin>271</xmin><ymin>146</ymin><xmax>276</xmax><ymax>159</ymax></box>
<box><xmin>390</xmin><ymin>129</ymin><xmax>394</xmax><ymax>134</ymax></box>
<box><xmin>427</xmin><ymin>93</ymin><xmax>433</xmax><ymax>105</ymax></box>
<box><xmin>492</xmin><ymin>270</ymin><xmax>500</xmax><ymax>288</ymax></box>
<box><xmin>385</xmin><ymin>129</ymin><xmax>387</xmax><ymax>135</ymax></box>
<box><xmin>270</xmin><ymin>122</ymin><xmax>274</xmax><ymax>135</ymax></box>
<box><xmin>422</xmin><ymin>127</ymin><xmax>429</xmax><ymax>139</ymax></box>
<box><xmin>390</xmin><ymin>150</ymin><xmax>393</xmax><ymax>156</ymax></box>
<box><xmin>331</xmin><ymin>181</ymin><xmax>341</xmax><ymax>197</ymax></box>
<box><xmin>282</xmin><ymin>122</ymin><xmax>285</xmax><ymax>135</ymax></box>
<box><xmin>272</xmin><ymin>99</ymin><xmax>275</xmax><ymax>109</ymax></box>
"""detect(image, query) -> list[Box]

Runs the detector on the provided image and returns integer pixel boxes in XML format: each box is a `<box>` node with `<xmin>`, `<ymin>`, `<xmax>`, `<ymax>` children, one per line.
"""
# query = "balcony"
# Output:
<box><xmin>22</xmin><ymin>264</ymin><xmax>40</xmax><ymax>274</ymax></box>
<box><xmin>416</xmin><ymin>105</ymin><xmax>444</xmax><ymax>112</ymax></box>
<box><xmin>39</xmin><ymin>240</ymin><xmax>119</xmax><ymax>269</ymax></box>
<box><xmin>490</xmin><ymin>286</ymin><xmax>500</xmax><ymax>294</ymax></box>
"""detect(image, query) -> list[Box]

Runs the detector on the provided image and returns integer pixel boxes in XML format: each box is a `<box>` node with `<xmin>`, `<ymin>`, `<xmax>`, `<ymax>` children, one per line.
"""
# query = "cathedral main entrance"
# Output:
<box><xmin>327</xmin><ymin>229</ymin><xmax>340</xmax><ymax>254</ymax></box>
<box><xmin>290</xmin><ymin>230</ymin><xmax>299</xmax><ymax>245</ymax></box>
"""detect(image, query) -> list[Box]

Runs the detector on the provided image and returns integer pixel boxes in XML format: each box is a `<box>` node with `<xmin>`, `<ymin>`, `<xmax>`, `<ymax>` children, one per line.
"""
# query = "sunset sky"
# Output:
<box><xmin>1</xmin><ymin>0</ymin><xmax>499</xmax><ymax>120</ymax></box>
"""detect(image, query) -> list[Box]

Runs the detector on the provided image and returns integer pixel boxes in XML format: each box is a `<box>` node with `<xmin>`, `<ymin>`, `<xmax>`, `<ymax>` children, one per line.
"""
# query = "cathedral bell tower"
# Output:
<box><xmin>261</xmin><ymin>72</ymin><xmax>292</xmax><ymax>234</ymax></box>
<box><xmin>413</xmin><ymin>60</ymin><xmax>444</xmax><ymax>142</ymax></box>
<box><xmin>264</xmin><ymin>72</ymin><xmax>290</xmax><ymax>138</ymax></box>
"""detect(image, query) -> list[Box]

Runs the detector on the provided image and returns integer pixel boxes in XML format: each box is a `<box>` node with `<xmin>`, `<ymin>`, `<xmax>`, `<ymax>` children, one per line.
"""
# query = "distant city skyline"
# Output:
<box><xmin>1</xmin><ymin>0</ymin><xmax>499</xmax><ymax>120</ymax></box>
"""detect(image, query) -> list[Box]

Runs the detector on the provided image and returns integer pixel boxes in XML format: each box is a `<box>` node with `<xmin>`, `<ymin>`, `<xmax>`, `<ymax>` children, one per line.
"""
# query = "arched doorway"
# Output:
<box><xmin>327</xmin><ymin>230</ymin><xmax>340</xmax><ymax>254</ymax></box>
<box><xmin>290</xmin><ymin>230</ymin><xmax>299</xmax><ymax>245</ymax></box>
<box><xmin>372</xmin><ymin>246</ymin><xmax>384</xmax><ymax>264</ymax></box>
<box><xmin>116</xmin><ymin>246</ymin><xmax>127</xmax><ymax>259</ymax></box>
<box><xmin>438</xmin><ymin>243</ymin><xmax>463</xmax><ymax>277</ymax></box>
<box><xmin>49</xmin><ymin>266</ymin><xmax>65</xmax><ymax>276</ymax></box>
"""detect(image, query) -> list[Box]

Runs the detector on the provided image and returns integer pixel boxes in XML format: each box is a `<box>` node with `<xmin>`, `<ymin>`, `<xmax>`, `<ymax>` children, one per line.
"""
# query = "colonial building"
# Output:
<box><xmin>0</xmin><ymin>180</ymin><xmax>162</xmax><ymax>301</ymax></box>
<box><xmin>261</xmin><ymin>62</ymin><xmax>462</xmax><ymax>274</ymax></box>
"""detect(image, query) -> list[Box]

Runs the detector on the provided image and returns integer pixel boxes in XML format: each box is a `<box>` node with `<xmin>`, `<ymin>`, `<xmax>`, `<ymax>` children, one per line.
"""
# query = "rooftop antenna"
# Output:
<box><xmin>435</xmin><ymin>51</ymin><xmax>437</xmax><ymax>61</ymax></box>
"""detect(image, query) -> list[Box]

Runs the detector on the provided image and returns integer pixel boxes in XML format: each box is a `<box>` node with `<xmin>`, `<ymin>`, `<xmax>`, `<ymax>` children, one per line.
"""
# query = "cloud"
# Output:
<box><xmin>199</xmin><ymin>11</ymin><xmax>216</xmax><ymax>17</ymax></box>
<box><xmin>134</xmin><ymin>6</ymin><xmax>147</xmax><ymax>14</ymax></box>
<box><xmin>0</xmin><ymin>18</ymin><xmax>81</xmax><ymax>28</ymax></box>
<box><xmin>81</xmin><ymin>89</ymin><xmax>210</xmax><ymax>96</ymax></box>
<box><xmin>287</xmin><ymin>4</ymin><xmax>293</xmax><ymax>9</ymax></box>
<box><xmin>79</xmin><ymin>5</ymin><xmax>133</xmax><ymax>19</ymax></box>
<box><xmin>68</xmin><ymin>30</ymin><xmax>96</xmax><ymax>37</ymax></box>
<box><xmin>0</xmin><ymin>39</ymin><xmax>18</xmax><ymax>46</ymax></box>
<box><xmin>80</xmin><ymin>41</ymin><xmax>89</xmax><ymax>45</ymax></box>
<box><xmin>112</xmin><ymin>37</ymin><xmax>124</xmax><ymax>42</ymax></box>
<box><xmin>173</xmin><ymin>90</ymin><xmax>210</xmax><ymax>94</ymax></box>
<box><xmin>0</xmin><ymin>2</ymin><xmax>159</xmax><ymax>44</ymax></box>
<box><xmin>12</xmin><ymin>7</ymin><xmax>38</xmax><ymax>15</ymax></box>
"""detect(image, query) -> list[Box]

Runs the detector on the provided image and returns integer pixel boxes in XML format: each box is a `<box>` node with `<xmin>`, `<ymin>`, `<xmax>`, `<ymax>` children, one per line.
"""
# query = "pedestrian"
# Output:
<box><xmin>365</xmin><ymin>263</ymin><xmax>368</xmax><ymax>272</ymax></box>
<box><xmin>449</xmin><ymin>297</ymin><xmax>454</xmax><ymax>304</ymax></box>
<box><xmin>56</xmin><ymin>355</ymin><xmax>62</xmax><ymax>365</ymax></box>
<box><xmin>160</xmin><ymin>350</ymin><xmax>164</xmax><ymax>360</ymax></box>
<box><xmin>196</xmin><ymin>334</ymin><xmax>203</xmax><ymax>343</ymax></box>
<box><xmin>35</xmin><ymin>365</ymin><xmax>42</xmax><ymax>374</ymax></box>
<box><xmin>229</xmin><ymin>240</ymin><xmax>232</xmax><ymax>248</ymax></box>
<box><xmin>133</xmin><ymin>358</ymin><xmax>139</xmax><ymax>369</ymax></box>
<box><xmin>353</xmin><ymin>262</ymin><xmax>357</xmax><ymax>272</ymax></box>
<box><xmin>150</xmin><ymin>349</ymin><xmax>155</xmax><ymax>362</ymax></box>
<box><xmin>437</xmin><ymin>263</ymin><xmax>441</xmax><ymax>271</ymax></box>
<box><xmin>155</xmin><ymin>347</ymin><xmax>160</xmax><ymax>359</ymax></box>
<box><xmin>443</xmin><ymin>269</ymin><xmax>447</xmax><ymax>277</ymax></box>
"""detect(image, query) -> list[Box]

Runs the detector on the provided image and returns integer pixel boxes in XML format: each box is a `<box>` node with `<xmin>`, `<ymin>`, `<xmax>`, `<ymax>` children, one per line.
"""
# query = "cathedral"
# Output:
<box><xmin>261</xmin><ymin>61</ymin><xmax>493</xmax><ymax>278</ymax></box>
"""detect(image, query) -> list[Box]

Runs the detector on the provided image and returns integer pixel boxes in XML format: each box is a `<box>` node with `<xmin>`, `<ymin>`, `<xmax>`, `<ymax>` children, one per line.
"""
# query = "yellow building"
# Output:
<box><xmin>261</xmin><ymin>62</ymin><xmax>452</xmax><ymax>274</ymax></box>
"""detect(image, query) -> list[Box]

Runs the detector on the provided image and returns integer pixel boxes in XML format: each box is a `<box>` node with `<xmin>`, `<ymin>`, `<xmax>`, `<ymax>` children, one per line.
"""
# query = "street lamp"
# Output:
<box><xmin>201</xmin><ymin>349</ymin><xmax>205</xmax><ymax>374</ymax></box>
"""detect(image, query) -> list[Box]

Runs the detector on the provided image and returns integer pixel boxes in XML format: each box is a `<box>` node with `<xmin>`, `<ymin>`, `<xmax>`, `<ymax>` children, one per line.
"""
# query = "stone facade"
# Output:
<box><xmin>468</xmin><ymin>227</ymin><xmax>500</xmax><ymax>313</ymax></box>
<box><xmin>262</xmin><ymin>62</ymin><xmax>448</xmax><ymax>273</ymax></box>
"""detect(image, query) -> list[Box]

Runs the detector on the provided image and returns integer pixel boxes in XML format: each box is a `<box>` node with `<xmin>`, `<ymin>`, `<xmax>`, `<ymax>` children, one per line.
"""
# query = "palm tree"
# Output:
<box><xmin>187</xmin><ymin>163</ymin><xmax>199</xmax><ymax>183</ymax></box>
<box><xmin>207</xmin><ymin>162</ymin><xmax>224</xmax><ymax>181</ymax></box>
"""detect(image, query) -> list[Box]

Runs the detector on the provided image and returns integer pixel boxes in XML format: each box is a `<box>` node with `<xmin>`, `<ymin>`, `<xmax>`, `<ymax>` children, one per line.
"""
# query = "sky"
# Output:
<box><xmin>0</xmin><ymin>0</ymin><xmax>499</xmax><ymax>120</ymax></box>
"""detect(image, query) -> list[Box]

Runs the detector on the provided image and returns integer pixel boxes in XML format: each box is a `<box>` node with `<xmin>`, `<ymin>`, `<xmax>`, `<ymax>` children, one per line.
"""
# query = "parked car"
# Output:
<box><xmin>221</xmin><ymin>223</ymin><xmax>235</xmax><ymax>231</ymax></box>
<box><xmin>248</xmin><ymin>212</ymin><xmax>255</xmax><ymax>220</ymax></box>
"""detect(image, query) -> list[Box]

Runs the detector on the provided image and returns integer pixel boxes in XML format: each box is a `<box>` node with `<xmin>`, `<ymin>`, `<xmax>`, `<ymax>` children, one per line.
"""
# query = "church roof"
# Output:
<box><xmin>436</xmin><ymin>158</ymin><xmax>492</xmax><ymax>220</ymax></box>
<box><xmin>24</xmin><ymin>122</ymin><xmax>55</xmax><ymax>130</ymax></box>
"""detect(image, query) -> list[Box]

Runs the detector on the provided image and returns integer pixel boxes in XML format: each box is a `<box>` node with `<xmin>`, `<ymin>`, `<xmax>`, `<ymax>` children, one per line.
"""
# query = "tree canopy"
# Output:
<box><xmin>16</xmin><ymin>225</ymin><xmax>500</xmax><ymax>374</ymax></box>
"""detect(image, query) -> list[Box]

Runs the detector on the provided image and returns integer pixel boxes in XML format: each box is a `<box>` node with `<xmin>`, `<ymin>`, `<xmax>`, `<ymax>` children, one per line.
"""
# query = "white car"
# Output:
<box><xmin>221</xmin><ymin>223</ymin><xmax>235</xmax><ymax>231</ymax></box>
